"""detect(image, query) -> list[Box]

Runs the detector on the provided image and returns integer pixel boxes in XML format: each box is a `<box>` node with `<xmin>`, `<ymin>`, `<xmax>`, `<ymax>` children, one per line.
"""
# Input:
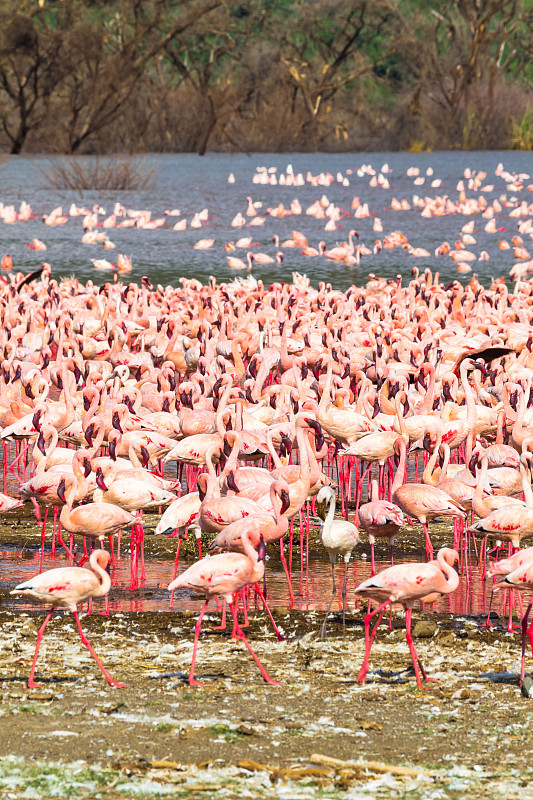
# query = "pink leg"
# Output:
<box><xmin>405</xmin><ymin>608</ymin><xmax>437</xmax><ymax>689</ymax></box>
<box><xmin>371</xmin><ymin>543</ymin><xmax>376</xmax><ymax>576</ymax></box>
<box><xmin>229</xmin><ymin>602</ymin><xmax>281</xmax><ymax>685</ymax></box>
<box><xmin>39</xmin><ymin>507</ymin><xmax>49</xmax><ymax>573</ymax></box>
<box><xmin>189</xmin><ymin>599</ymin><xmax>210</xmax><ymax>686</ymax></box>
<box><xmin>169</xmin><ymin>538</ymin><xmax>181</xmax><ymax>611</ymax></box>
<box><xmin>254</xmin><ymin>585</ymin><xmax>286</xmax><ymax>641</ymax></box>
<box><xmin>520</xmin><ymin>599</ymin><xmax>533</xmax><ymax>681</ymax></box>
<box><xmin>27</xmin><ymin>610</ymin><xmax>54</xmax><ymax>688</ymax></box>
<box><xmin>72</xmin><ymin>611</ymin><xmax>125</xmax><ymax>687</ymax></box>
<box><xmin>358</xmin><ymin>599</ymin><xmax>391</xmax><ymax>684</ymax></box>
<box><xmin>422</xmin><ymin>523</ymin><xmax>433</xmax><ymax>561</ymax></box>
<box><xmin>210</xmin><ymin>600</ymin><xmax>228</xmax><ymax>631</ymax></box>
<box><xmin>280</xmin><ymin>539</ymin><xmax>295</xmax><ymax>606</ymax></box>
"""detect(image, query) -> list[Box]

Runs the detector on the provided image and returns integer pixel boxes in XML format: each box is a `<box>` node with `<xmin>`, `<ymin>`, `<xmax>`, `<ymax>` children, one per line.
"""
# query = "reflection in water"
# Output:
<box><xmin>0</xmin><ymin>542</ymin><xmax>514</xmax><ymax>622</ymax></box>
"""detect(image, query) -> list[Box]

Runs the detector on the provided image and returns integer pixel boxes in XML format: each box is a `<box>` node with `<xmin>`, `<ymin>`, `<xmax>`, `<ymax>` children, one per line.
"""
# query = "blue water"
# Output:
<box><xmin>0</xmin><ymin>151</ymin><xmax>531</xmax><ymax>291</ymax></box>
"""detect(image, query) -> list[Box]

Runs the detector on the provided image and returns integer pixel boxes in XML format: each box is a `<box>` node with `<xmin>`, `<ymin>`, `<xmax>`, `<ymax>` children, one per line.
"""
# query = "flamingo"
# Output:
<box><xmin>168</xmin><ymin>531</ymin><xmax>280</xmax><ymax>686</ymax></box>
<box><xmin>358</xmin><ymin>479</ymin><xmax>405</xmax><ymax>572</ymax></box>
<box><xmin>494</xmin><ymin>552</ymin><xmax>533</xmax><ymax>681</ymax></box>
<box><xmin>355</xmin><ymin>548</ymin><xmax>459</xmax><ymax>688</ymax></box>
<box><xmin>11</xmin><ymin>550</ymin><xmax>125</xmax><ymax>688</ymax></box>
<box><xmin>392</xmin><ymin>437</ymin><xmax>465</xmax><ymax>559</ymax></box>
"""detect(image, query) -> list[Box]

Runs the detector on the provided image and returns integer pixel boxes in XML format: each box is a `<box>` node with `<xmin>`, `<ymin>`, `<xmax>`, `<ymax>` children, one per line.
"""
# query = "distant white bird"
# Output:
<box><xmin>316</xmin><ymin>485</ymin><xmax>360</xmax><ymax>638</ymax></box>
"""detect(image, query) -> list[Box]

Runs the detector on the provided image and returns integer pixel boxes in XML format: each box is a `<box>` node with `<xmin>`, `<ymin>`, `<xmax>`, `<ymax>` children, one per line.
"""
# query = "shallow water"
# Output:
<box><xmin>0</xmin><ymin>532</ymin><xmax>514</xmax><ymax>623</ymax></box>
<box><xmin>0</xmin><ymin>151</ymin><xmax>531</xmax><ymax>291</ymax></box>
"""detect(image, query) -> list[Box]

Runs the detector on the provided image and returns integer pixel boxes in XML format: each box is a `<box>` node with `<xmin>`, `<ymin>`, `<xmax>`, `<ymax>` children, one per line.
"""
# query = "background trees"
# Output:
<box><xmin>0</xmin><ymin>0</ymin><xmax>531</xmax><ymax>154</ymax></box>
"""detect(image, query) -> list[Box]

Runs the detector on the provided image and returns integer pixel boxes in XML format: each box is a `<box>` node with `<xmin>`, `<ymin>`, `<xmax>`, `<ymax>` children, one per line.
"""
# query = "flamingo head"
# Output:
<box><xmin>112</xmin><ymin>410</ymin><xmax>122</xmax><ymax>433</ymax></box>
<box><xmin>226</xmin><ymin>472</ymin><xmax>240</xmax><ymax>493</ymax></box>
<box><xmin>95</xmin><ymin>467</ymin><xmax>108</xmax><ymax>491</ymax></box>
<box><xmin>57</xmin><ymin>478</ymin><xmax>66</xmax><ymax>504</ymax></box>
<box><xmin>280</xmin><ymin>490</ymin><xmax>290</xmax><ymax>515</ymax></box>
<box><xmin>85</xmin><ymin>423</ymin><xmax>95</xmax><ymax>446</ymax></box>
<box><xmin>36</xmin><ymin>432</ymin><xmax>47</xmax><ymax>455</ymax></box>
<box><xmin>140</xmin><ymin>446</ymin><xmax>151</xmax><ymax>467</ymax></box>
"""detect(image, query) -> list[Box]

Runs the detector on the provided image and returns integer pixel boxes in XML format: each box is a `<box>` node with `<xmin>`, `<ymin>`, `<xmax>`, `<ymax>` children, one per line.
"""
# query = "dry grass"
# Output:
<box><xmin>38</xmin><ymin>155</ymin><xmax>155</xmax><ymax>192</ymax></box>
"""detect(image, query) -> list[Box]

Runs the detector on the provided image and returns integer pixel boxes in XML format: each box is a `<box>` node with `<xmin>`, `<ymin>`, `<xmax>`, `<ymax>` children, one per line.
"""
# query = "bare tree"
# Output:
<box><xmin>0</xmin><ymin>6</ymin><xmax>64</xmax><ymax>153</ymax></box>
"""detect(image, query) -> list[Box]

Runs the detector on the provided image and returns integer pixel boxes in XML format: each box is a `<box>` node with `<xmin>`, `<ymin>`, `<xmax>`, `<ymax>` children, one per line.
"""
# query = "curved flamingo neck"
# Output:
<box><xmin>391</xmin><ymin>438</ymin><xmax>407</xmax><ymax>496</ymax></box>
<box><xmin>418</xmin><ymin>364</ymin><xmax>435</xmax><ymax>415</ymax></box>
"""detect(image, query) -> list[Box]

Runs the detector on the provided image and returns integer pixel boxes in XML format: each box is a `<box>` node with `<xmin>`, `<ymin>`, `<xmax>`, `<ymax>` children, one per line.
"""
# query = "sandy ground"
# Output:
<box><xmin>0</xmin><ymin>512</ymin><xmax>532</xmax><ymax>798</ymax></box>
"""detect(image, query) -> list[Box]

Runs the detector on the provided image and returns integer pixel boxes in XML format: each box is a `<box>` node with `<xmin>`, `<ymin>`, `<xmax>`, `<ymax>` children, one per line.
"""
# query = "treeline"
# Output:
<box><xmin>1</xmin><ymin>0</ymin><xmax>532</xmax><ymax>155</ymax></box>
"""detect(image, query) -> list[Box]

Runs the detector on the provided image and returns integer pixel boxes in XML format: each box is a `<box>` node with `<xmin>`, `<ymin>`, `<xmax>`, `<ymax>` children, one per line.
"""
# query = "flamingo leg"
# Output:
<box><xmin>27</xmin><ymin>610</ymin><xmax>54</xmax><ymax>689</ymax></box>
<box><xmin>320</xmin><ymin>560</ymin><xmax>337</xmax><ymax>639</ymax></box>
<box><xmin>422</xmin><ymin>522</ymin><xmax>434</xmax><ymax>561</ymax></box>
<box><xmin>229</xmin><ymin>602</ymin><xmax>281</xmax><ymax>685</ymax></box>
<box><xmin>189</xmin><ymin>598</ymin><xmax>210</xmax><ymax>686</ymax></box>
<box><xmin>210</xmin><ymin>600</ymin><xmax>228</xmax><ymax>631</ymax></box>
<box><xmin>357</xmin><ymin>599</ymin><xmax>391</xmax><ymax>684</ymax></box>
<box><xmin>341</xmin><ymin>560</ymin><xmax>349</xmax><ymax>641</ymax></box>
<box><xmin>520</xmin><ymin>599</ymin><xmax>533</xmax><ymax>681</ymax></box>
<box><xmin>169</xmin><ymin>538</ymin><xmax>181</xmax><ymax>611</ymax></box>
<box><xmin>280</xmin><ymin>538</ymin><xmax>295</xmax><ymax>606</ymax></box>
<box><xmin>39</xmin><ymin>507</ymin><xmax>49</xmax><ymax>573</ymax></box>
<box><xmin>405</xmin><ymin>608</ymin><xmax>435</xmax><ymax>690</ymax></box>
<box><xmin>371</xmin><ymin>542</ymin><xmax>376</xmax><ymax>576</ymax></box>
<box><xmin>72</xmin><ymin>611</ymin><xmax>125</xmax><ymax>688</ymax></box>
<box><xmin>253</xmin><ymin>585</ymin><xmax>286</xmax><ymax>641</ymax></box>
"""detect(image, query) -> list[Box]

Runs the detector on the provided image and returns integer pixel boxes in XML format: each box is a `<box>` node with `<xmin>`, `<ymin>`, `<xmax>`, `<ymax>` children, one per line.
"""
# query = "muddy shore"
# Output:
<box><xmin>0</xmin><ymin>511</ymin><xmax>532</xmax><ymax>799</ymax></box>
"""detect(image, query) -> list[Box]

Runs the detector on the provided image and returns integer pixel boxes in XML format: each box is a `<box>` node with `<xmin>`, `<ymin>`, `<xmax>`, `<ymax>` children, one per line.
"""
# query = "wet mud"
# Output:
<box><xmin>0</xmin><ymin>508</ymin><xmax>531</xmax><ymax>798</ymax></box>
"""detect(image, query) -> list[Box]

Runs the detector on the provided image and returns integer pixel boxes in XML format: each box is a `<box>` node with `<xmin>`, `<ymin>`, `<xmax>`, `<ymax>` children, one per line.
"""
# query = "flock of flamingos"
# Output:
<box><xmin>1</xmin><ymin>158</ymin><xmax>533</xmax><ymax>695</ymax></box>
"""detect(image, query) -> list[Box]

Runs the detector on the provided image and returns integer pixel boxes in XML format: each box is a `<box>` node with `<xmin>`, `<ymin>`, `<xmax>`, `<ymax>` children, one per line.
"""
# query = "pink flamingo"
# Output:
<box><xmin>392</xmin><ymin>437</ymin><xmax>464</xmax><ymax>559</ymax></box>
<box><xmin>358</xmin><ymin>478</ymin><xmax>405</xmax><ymax>572</ymax></box>
<box><xmin>11</xmin><ymin>549</ymin><xmax>125</xmax><ymax>688</ymax></box>
<box><xmin>494</xmin><ymin>552</ymin><xmax>533</xmax><ymax>681</ymax></box>
<box><xmin>168</xmin><ymin>531</ymin><xmax>280</xmax><ymax>686</ymax></box>
<box><xmin>355</xmin><ymin>548</ymin><xmax>459</xmax><ymax>688</ymax></box>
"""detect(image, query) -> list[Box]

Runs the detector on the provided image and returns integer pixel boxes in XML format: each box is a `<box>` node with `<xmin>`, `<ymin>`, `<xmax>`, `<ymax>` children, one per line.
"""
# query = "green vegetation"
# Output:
<box><xmin>0</xmin><ymin>0</ymin><xmax>531</xmax><ymax>154</ymax></box>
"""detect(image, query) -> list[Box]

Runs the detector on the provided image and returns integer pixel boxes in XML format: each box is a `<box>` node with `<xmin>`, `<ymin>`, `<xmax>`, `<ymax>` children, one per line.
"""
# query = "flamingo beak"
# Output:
<box><xmin>32</xmin><ymin>411</ymin><xmax>41</xmax><ymax>431</ymax></box>
<box><xmin>226</xmin><ymin>472</ymin><xmax>240</xmax><ymax>493</ymax></box>
<box><xmin>85</xmin><ymin>424</ymin><xmax>94</xmax><ymax>446</ymax></box>
<box><xmin>258</xmin><ymin>535</ymin><xmax>267</xmax><ymax>561</ymax></box>
<box><xmin>57</xmin><ymin>478</ymin><xmax>66</xmax><ymax>504</ymax></box>
<box><xmin>306</xmin><ymin>418</ymin><xmax>321</xmax><ymax>433</ymax></box>
<box><xmin>109</xmin><ymin>439</ymin><xmax>117</xmax><ymax>460</ymax></box>
<box><xmin>112</xmin><ymin>412</ymin><xmax>122</xmax><ymax>433</ymax></box>
<box><xmin>37</xmin><ymin>433</ymin><xmax>46</xmax><ymax>455</ymax></box>
<box><xmin>141</xmin><ymin>446</ymin><xmax>150</xmax><ymax>467</ymax></box>
<box><xmin>96</xmin><ymin>468</ymin><xmax>107</xmax><ymax>491</ymax></box>
<box><xmin>84</xmin><ymin>459</ymin><xmax>92</xmax><ymax>478</ymax></box>
<box><xmin>280</xmin><ymin>490</ymin><xmax>290</xmax><ymax>515</ymax></box>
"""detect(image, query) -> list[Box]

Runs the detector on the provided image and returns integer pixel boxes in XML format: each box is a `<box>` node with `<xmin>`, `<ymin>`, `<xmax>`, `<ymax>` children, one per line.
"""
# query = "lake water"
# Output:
<box><xmin>0</xmin><ymin>151</ymin><xmax>531</xmax><ymax>291</ymax></box>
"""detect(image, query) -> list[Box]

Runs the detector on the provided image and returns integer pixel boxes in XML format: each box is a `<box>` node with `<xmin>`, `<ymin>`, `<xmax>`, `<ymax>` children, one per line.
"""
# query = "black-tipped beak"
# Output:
<box><xmin>306</xmin><ymin>418</ymin><xmax>321</xmax><ymax>433</ymax></box>
<box><xmin>83</xmin><ymin>396</ymin><xmax>91</xmax><ymax>412</ymax></box>
<box><xmin>141</xmin><ymin>446</ymin><xmax>150</xmax><ymax>467</ymax></box>
<box><xmin>37</xmin><ymin>433</ymin><xmax>46</xmax><ymax>455</ymax></box>
<box><xmin>84</xmin><ymin>459</ymin><xmax>92</xmax><ymax>478</ymax></box>
<box><xmin>109</xmin><ymin>440</ymin><xmax>117</xmax><ymax>460</ymax></box>
<box><xmin>57</xmin><ymin>479</ymin><xmax>66</xmax><ymax>504</ymax></box>
<box><xmin>280</xmin><ymin>490</ymin><xmax>290</xmax><ymax>515</ymax></box>
<box><xmin>96</xmin><ymin>468</ymin><xmax>108</xmax><ymax>491</ymax></box>
<box><xmin>112</xmin><ymin>412</ymin><xmax>122</xmax><ymax>433</ymax></box>
<box><xmin>85</xmin><ymin>423</ymin><xmax>94</xmax><ymax>447</ymax></box>
<box><xmin>423</xmin><ymin>433</ymin><xmax>433</xmax><ymax>454</ymax></box>
<box><xmin>32</xmin><ymin>411</ymin><xmax>41</xmax><ymax>431</ymax></box>
<box><xmin>227</xmin><ymin>472</ymin><xmax>240</xmax><ymax>493</ymax></box>
<box><xmin>258</xmin><ymin>535</ymin><xmax>267</xmax><ymax>561</ymax></box>
<box><xmin>198</xmin><ymin>484</ymin><xmax>206</xmax><ymax>501</ymax></box>
<box><xmin>24</xmin><ymin>384</ymin><xmax>34</xmax><ymax>399</ymax></box>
